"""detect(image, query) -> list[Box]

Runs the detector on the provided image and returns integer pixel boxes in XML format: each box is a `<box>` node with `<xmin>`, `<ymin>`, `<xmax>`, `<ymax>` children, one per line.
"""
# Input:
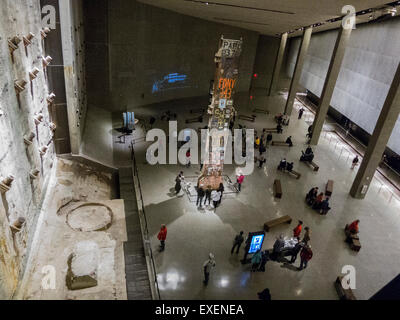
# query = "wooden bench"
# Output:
<box><xmin>274</xmin><ymin>179</ymin><xmax>282</xmax><ymax>198</ymax></box>
<box><xmin>309</xmin><ymin>161</ymin><xmax>319</xmax><ymax>172</ymax></box>
<box><xmin>272</xmin><ymin>141</ymin><xmax>290</xmax><ymax>147</ymax></box>
<box><xmin>263</xmin><ymin>128</ymin><xmax>278</xmax><ymax>133</ymax></box>
<box><xmin>288</xmin><ymin>170</ymin><xmax>301</xmax><ymax>180</ymax></box>
<box><xmin>334</xmin><ymin>276</ymin><xmax>357</xmax><ymax>300</ymax></box>
<box><xmin>253</xmin><ymin>108</ymin><xmax>269</xmax><ymax>115</ymax></box>
<box><xmin>326</xmin><ymin>180</ymin><xmax>334</xmax><ymax>196</ymax></box>
<box><xmin>238</xmin><ymin>115</ymin><xmax>256</xmax><ymax>122</ymax></box>
<box><xmin>186</xmin><ymin>116</ymin><xmax>203</xmax><ymax>124</ymax></box>
<box><xmin>264</xmin><ymin>215</ymin><xmax>292</xmax><ymax>232</ymax></box>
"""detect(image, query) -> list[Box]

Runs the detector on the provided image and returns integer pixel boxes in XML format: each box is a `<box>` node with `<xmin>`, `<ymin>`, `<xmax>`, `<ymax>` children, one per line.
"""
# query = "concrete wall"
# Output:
<box><xmin>59</xmin><ymin>0</ymin><xmax>87</xmax><ymax>155</ymax></box>
<box><xmin>84</xmin><ymin>0</ymin><xmax>259</xmax><ymax>113</ymax></box>
<box><xmin>0</xmin><ymin>0</ymin><xmax>56</xmax><ymax>299</ymax></box>
<box><xmin>286</xmin><ymin>18</ymin><xmax>400</xmax><ymax>155</ymax></box>
<box><xmin>251</xmin><ymin>35</ymin><xmax>281</xmax><ymax>90</ymax></box>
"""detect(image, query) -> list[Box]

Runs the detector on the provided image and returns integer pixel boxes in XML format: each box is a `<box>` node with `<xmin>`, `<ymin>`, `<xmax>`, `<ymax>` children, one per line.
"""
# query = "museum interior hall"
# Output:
<box><xmin>1</xmin><ymin>0</ymin><xmax>400</xmax><ymax>301</ymax></box>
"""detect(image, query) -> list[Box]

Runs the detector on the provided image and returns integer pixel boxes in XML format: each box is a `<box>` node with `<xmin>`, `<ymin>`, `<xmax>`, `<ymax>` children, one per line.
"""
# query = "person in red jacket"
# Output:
<box><xmin>293</xmin><ymin>220</ymin><xmax>303</xmax><ymax>240</ymax></box>
<box><xmin>298</xmin><ymin>245</ymin><xmax>313</xmax><ymax>270</ymax></box>
<box><xmin>237</xmin><ymin>174</ymin><xmax>245</xmax><ymax>192</ymax></box>
<box><xmin>345</xmin><ymin>220</ymin><xmax>360</xmax><ymax>243</ymax></box>
<box><xmin>158</xmin><ymin>224</ymin><xmax>167</xmax><ymax>252</ymax></box>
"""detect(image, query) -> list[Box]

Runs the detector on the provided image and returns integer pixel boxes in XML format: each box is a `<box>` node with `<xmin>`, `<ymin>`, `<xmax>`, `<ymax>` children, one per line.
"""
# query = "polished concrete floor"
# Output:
<box><xmin>127</xmin><ymin>87</ymin><xmax>400</xmax><ymax>300</ymax></box>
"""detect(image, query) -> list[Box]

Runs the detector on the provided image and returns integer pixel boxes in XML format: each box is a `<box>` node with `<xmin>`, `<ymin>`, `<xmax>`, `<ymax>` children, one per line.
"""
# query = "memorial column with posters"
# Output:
<box><xmin>198</xmin><ymin>36</ymin><xmax>243</xmax><ymax>190</ymax></box>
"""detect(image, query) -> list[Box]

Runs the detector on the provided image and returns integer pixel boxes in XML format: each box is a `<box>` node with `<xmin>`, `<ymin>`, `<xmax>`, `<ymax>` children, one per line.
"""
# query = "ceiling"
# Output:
<box><xmin>138</xmin><ymin>0</ymin><xmax>398</xmax><ymax>37</ymax></box>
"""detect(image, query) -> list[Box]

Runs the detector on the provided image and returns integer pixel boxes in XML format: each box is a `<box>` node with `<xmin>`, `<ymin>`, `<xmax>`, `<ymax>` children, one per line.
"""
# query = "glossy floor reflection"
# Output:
<box><xmin>132</xmin><ymin>88</ymin><xmax>400</xmax><ymax>300</ymax></box>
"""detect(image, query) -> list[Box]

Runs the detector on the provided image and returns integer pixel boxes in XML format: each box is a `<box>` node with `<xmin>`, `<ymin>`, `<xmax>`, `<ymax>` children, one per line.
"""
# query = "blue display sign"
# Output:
<box><xmin>248</xmin><ymin>232</ymin><xmax>265</xmax><ymax>254</ymax></box>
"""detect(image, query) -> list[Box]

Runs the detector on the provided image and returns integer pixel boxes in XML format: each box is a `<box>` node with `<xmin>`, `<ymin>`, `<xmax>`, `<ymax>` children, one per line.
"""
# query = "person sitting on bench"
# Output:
<box><xmin>266</xmin><ymin>133</ymin><xmax>273</xmax><ymax>146</ymax></box>
<box><xmin>312</xmin><ymin>192</ymin><xmax>324</xmax><ymax>210</ymax></box>
<box><xmin>345</xmin><ymin>220</ymin><xmax>360</xmax><ymax>243</ymax></box>
<box><xmin>306</xmin><ymin>187</ymin><xmax>319</xmax><ymax>205</ymax></box>
<box><xmin>278</xmin><ymin>158</ymin><xmax>287</xmax><ymax>171</ymax></box>
<box><xmin>305</xmin><ymin>147</ymin><xmax>313</xmax><ymax>155</ymax></box>
<box><xmin>277</xmin><ymin>124</ymin><xmax>283</xmax><ymax>134</ymax></box>
<box><xmin>286</xmin><ymin>136</ymin><xmax>293</xmax><ymax>147</ymax></box>
<box><xmin>320</xmin><ymin>198</ymin><xmax>331</xmax><ymax>215</ymax></box>
<box><xmin>271</xmin><ymin>234</ymin><xmax>285</xmax><ymax>261</ymax></box>
<box><xmin>276</xmin><ymin>113</ymin><xmax>283</xmax><ymax>124</ymax></box>
<box><xmin>301</xmin><ymin>150</ymin><xmax>314</xmax><ymax>162</ymax></box>
<box><xmin>286</xmin><ymin>162</ymin><xmax>294</xmax><ymax>172</ymax></box>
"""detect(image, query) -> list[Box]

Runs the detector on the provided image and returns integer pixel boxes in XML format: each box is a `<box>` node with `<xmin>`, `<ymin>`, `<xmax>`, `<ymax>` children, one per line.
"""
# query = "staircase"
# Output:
<box><xmin>119</xmin><ymin>167</ymin><xmax>152</xmax><ymax>300</ymax></box>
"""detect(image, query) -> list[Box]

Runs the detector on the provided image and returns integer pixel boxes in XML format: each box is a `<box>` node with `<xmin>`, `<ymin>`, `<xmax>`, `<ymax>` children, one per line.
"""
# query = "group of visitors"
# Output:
<box><xmin>275</xmin><ymin>113</ymin><xmax>289</xmax><ymax>126</ymax></box>
<box><xmin>278</xmin><ymin>158</ymin><xmax>294</xmax><ymax>173</ymax></box>
<box><xmin>196</xmin><ymin>183</ymin><xmax>224</xmax><ymax>209</ymax></box>
<box><xmin>306</xmin><ymin>187</ymin><xmax>331</xmax><ymax>214</ymax></box>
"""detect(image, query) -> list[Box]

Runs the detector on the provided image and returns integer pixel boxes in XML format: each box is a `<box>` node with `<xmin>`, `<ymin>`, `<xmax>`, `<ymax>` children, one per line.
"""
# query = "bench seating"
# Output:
<box><xmin>253</xmin><ymin>108</ymin><xmax>269</xmax><ymax>115</ymax></box>
<box><xmin>326</xmin><ymin>180</ymin><xmax>334</xmax><ymax>196</ymax></box>
<box><xmin>288</xmin><ymin>170</ymin><xmax>301</xmax><ymax>180</ymax></box>
<box><xmin>185</xmin><ymin>116</ymin><xmax>203</xmax><ymax>124</ymax></box>
<box><xmin>344</xmin><ymin>225</ymin><xmax>361</xmax><ymax>252</ymax></box>
<box><xmin>274</xmin><ymin>179</ymin><xmax>282</xmax><ymax>198</ymax></box>
<box><xmin>334</xmin><ymin>276</ymin><xmax>357</xmax><ymax>300</ymax></box>
<box><xmin>238</xmin><ymin>115</ymin><xmax>256</xmax><ymax>122</ymax></box>
<box><xmin>272</xmin><ymin>141</ymin><xmax>290</xmax><ymax>147</ymax></box>
<box><xmin>263</xmin><ymin>128</ymin><xmax>278</xmax><ymax>133</ymax></box>
<box><xmin>264</xmin><ymin>215</ymin><xmax>292</xmax><ymax>232</ymax></box>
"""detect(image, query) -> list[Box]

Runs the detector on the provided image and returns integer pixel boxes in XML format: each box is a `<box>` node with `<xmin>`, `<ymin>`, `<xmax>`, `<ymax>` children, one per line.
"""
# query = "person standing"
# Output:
<box><xmin>231</xmin><ymin>231</ymin><xmax>244</xmax><ymax>254</ymax></box>
<box><xmin>293</xmin><ymin>221</ymin><xmax>303</xmax><ymax>240</ymax></box>
<box><xmin>351</xmin><ymin>155</ymin><xmax>359</xmax><ymax>169</ymax></box>
<box><xmin>290</xmin><ymin>241</ymin><xmax>304</xmax><ymax>264</ymax></box>
<box><xmin>157</xmin><ymin>225</ymin><xmax>167</xmax><ymax>252</ymax></box>
<box><xmin>186</xmin><ymin>149</ymin><xmax>191</xmax><ymax>168</ymax></box>
<box><xmin>286</xmin><ymin>136</ymin><xmax>293</xmax><ymax>147</ymax></box>
<box><xmin>259</xmin><ymin>250</ymin><xmax>269</xmax><ymax>272</ymax></box>
<box><xmin>196</xmin><ymin>187</ymin><xmax>205</xmax><ymax>207</ymax></box>
<box><xmin>204</xmin><ymin>186</ymin><xmax>212</xmax><ymax>206</ymax></box>
<box><xmin>258</xmin><ymin>154</ymin><xmax>266</xmax><ymax>169</ymax></box>
<box><xmin>298</xmin><ymin>245</ymin><xmax>313</xmax><ymax>270</ymax></box>
<box><xmin>211</xmin><ymin>189</ymin><xmax>221</xmax><ymax>209</ymax></box>
<box><xmin>266</xmin><ymin>133</ymin><xmax>273</xmax><ymax>147</ymax></box>
<box><xmin>237</xmin><ymin>174</ymin><xmax>245</xmax><ymax>192</ymax></box>
<box><xmin>251</xmin><ymin>250</ymin><xmax>262</xmax><ymax>272</ymax></box>
<box><xmin>203</xmin><ymin>253</ymin><xmax>216</xmax><ymax>285</ymax></box>
<box><xmin>302</xmin><ymin>227</ymin><xmax>311</xmax><ymax>244</ymax></box>
<box><xmin>175</xmin><ymin>172</ymin><xmax>184</xmax><ymax>194</ymax></box>
<box><xmin>241</xmin><ymin>235</ymin><xmax>252</xmax><ymax>263</ymax></box>
<box><xmin>298</xmin><ymin>108</ymin><xmax>304</xmax><ymax>119</ymax></box>
<box><xmin>217</xmin><ymin>183</ymin><xmax>224</xmax><ymax>205</ymax></box>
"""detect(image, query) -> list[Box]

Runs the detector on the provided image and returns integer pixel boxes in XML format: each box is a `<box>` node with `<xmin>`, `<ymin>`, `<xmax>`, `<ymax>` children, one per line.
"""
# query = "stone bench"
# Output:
<box><xmin>272</xmin><ymin>141</ymin><xmax>291</xmax><ymax>147</ymax></box>
<box><xmin>334</xmin><ymin>276</ymin><xmax>357</xmax><ymax>300</ymax></box>
<box><xmin>326</xmin><ymin>180</ymin><xmax>334</xmax><ymax>196</ymax></box>
<box><xmin>274</xmin><ymin>179</ymin><xmax>282</xmax><ymax>198</ymax></box>
<box><xmin>264</xmin><ymin>215</ymin><xmax>292</xmax><ymax>232</ymax></box>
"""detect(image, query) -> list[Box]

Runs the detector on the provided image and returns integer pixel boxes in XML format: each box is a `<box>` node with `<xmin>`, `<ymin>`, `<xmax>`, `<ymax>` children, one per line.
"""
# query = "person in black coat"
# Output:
<box><xmin>290</xmin><ymin>242</ymin><xmax>305</xmax><ymax>263</ymax></box>
<box><xmin>286</xmin><ymin>136</ymin><xmax>293</xmax><ymax>147</ymax></box>
<box><xmin>258</xmin><ymin>288</ymin><xmax>271</xmax><ymax>301</ymax></box>
<box><xmin>204</xmin><ymin>186</ymin><xmax>212</xmax><ymax>206</ymax></box>
<box><xmin>217</xmin><ymin>183</ymin><xmax>224</xmax><ymax>205</ymax></box>
<box><xmin>259</xmin><ymin>250</ymin><xmax>269</xmax><ymax>272</ymax></box>
<box><xmin>196</xmin><ymin>187</ymin><xmax>205</xmax><ymax>207</ymax></box>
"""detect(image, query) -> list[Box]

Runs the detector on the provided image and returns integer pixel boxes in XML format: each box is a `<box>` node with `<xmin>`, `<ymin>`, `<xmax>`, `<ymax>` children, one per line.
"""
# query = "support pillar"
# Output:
<box><xmin>284</xmin><ymin>27</ymin><xmax>312</xmax><ymax>116</ymax></box>
<box><xmin>310</xmin><ymin>25</ymin><xmax>352</xmax><ymax>145</ymax></box>
<box><xmin>350</xmin><ymin>61</ymin><xmax>400</xmax><ymax>199</ymax></box>
<box><xmin>268</xmin><ymin>33</ymin><xmax>287</xmax><ymax>96</ymax></box>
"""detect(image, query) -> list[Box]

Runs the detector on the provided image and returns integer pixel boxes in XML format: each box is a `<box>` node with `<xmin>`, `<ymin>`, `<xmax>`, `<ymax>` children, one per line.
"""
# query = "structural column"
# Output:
<box><xmin>284</xmin><ymin>27</ymin><xmax>312</xmax><ymax>116</ymax></box>
<box><xmin>268</xmin><ymin>32</ymin><xmax>288</xmax><ymax>96</ymax></box>
<box><xmin>309</xmin><ymin>24</ymin><xmax>352</xmax><ymax>145</ymax></box>
<box><xmin>350</xmin><ymin>61</ymin><xmax>400</xmax><ymax>199</ymax></box>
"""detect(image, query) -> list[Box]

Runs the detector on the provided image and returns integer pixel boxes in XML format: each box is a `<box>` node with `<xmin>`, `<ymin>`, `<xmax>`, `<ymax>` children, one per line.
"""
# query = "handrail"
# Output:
<box><xmin>130</xmin><ymin>141</ymin><xmax>161</xmax><ymax>300</ymax></box>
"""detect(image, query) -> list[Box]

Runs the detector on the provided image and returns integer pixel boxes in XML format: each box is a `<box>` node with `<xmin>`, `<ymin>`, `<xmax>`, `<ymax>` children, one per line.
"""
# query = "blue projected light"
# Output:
<box><xmin>248</xmin><ymin>234</ymin><xmax>265</xmax><ymax>254</ymax></box>
<box><xmin>152</xmin><ymin>73</ymin><xmax>188</xmax><ymax>93</ymax></box>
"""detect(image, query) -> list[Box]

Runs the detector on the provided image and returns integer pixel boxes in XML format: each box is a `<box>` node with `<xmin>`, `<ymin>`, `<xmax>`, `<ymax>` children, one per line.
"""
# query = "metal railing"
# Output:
<box><xmin>130</xmin><ymin>142</ymin><xmax>161</xmax><ymax>300</ymax></box>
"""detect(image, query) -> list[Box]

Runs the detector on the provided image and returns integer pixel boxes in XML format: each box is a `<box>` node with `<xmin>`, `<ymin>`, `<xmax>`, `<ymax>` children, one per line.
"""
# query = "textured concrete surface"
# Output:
<box><xmin>17</xmin><ymin>159</ymin><xmax>127</xmax><ymax>300</ymax></box>
<box><xmin>132</xmin><ymin>89</ymin><xmax>400</xmax><ymax>300</ymax></box>
<box><xmin>287</xmin><ymin>17</ymin><xmax>400</xmax><ymax>154</ymax></box>
<box><xmin>0</xmin><ymin>0</ymin><xmax>57</xmax><ymax>299</ymax></box>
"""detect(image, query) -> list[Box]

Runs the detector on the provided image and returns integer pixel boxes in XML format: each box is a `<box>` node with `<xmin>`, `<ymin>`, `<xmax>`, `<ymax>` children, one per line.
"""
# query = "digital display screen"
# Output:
<box><xmin>248</xmin><ymin>233</ymin><xmax>265</xmax><ymax>254</ymax></box>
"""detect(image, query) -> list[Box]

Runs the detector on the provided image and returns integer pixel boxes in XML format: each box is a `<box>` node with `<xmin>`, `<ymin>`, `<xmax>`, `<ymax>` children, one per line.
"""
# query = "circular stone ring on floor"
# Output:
<box><xmin>66</xmin><ymin>203</ymin><xmax>113</xmax><ymax>232</ymax></box>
